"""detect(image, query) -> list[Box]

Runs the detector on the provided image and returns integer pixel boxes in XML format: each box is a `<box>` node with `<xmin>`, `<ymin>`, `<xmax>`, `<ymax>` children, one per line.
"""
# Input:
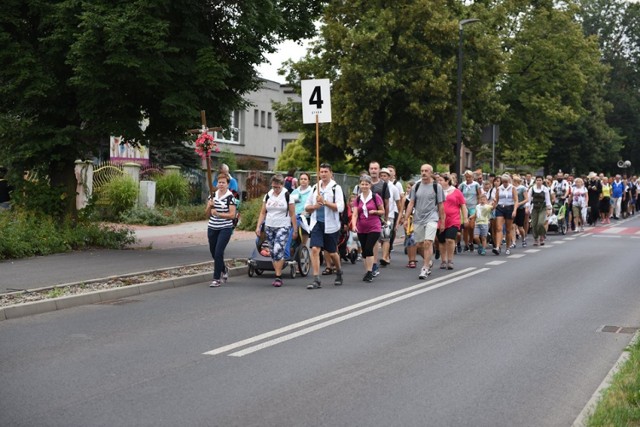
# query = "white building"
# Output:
<box><xmin>212</xmin><ymin>79</ymin><xmax>301</xmax><ymax>170</ymax></box>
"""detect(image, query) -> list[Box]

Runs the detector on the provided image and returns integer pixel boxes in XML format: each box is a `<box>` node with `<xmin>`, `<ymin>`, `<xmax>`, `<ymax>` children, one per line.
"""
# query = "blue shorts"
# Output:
<box><xmin>474</xmin><ymin>223</ymin><xmax>488</xmax><ymax>237</ymax></box>
<box><xmin>309</xmin><ymin>222</ymin><xmax>339</xmax><ymax>253</ymax></box>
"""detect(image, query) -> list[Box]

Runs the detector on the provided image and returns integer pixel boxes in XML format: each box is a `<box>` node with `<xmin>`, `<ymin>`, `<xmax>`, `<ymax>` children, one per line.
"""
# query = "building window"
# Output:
<box><xmin>214</xmin><ymin>110</ymin><xmax>241</xmax><ymax>144</ymax></box>
<box><xmin>261</xmin><ymin>111</ymin><xmax>266</xmax><ymax>128</ymax></box>
<box><xmin>254</xmin><ymin>109</ymin><xmax>259</xmax><ymax>126</ymax></box>
<box><xmin>267</xmin><ymin>112</ymin><xmax>272</xmax><ymax>129</ymax></box>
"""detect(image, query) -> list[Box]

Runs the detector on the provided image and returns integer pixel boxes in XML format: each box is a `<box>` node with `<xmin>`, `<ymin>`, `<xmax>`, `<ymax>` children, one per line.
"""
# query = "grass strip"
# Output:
<box><xmin>587</xmin><ymin>334</ymin><xmax>640</xmax><ymax>426</ymax></box>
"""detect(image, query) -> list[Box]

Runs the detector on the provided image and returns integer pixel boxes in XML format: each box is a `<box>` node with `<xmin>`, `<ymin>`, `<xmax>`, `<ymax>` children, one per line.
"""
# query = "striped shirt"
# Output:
<box><xmin>208</xmin><ymin>190</ymin><xmax>235</xmax><ymax>230</ymax></box>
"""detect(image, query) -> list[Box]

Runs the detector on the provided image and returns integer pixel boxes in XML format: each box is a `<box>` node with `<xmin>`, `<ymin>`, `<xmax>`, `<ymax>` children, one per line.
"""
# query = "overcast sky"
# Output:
<box><xmin>255</xmin><ymin>39</ymin><xmax>311</xmax><ymax>83</ymax></box>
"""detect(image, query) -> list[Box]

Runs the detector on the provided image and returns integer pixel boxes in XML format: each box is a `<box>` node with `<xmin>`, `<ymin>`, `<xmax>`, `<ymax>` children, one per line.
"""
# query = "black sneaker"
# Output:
<box><xmin>435</xmin><ymin>249</ymin><xmax>440</xmax><ymax>260</ymax></box>
<box><xmin>306</xmin><ymin>280</ymin><xmax>321</xmax><ymax>290</ymax></box>
<box><xmin>492</xmin><ymin>246</ymin><xmax>500</xmax><ymax>255</ymax></box>
<box><xmin>334</xmin><ymin>271</ymin><xmax>343</xmax><ymax>286</ymax></box>
<box><xmin>363</xmin><ymin>271</ymin><xmax>373</xmax><ymax>282</ymax></box>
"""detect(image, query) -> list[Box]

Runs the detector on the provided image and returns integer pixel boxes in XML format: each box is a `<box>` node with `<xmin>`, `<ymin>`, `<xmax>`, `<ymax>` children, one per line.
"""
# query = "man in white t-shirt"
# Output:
<box><xmin>379</xmin><ymin>168</ymin><xmax>401</xmax><ymax>265</ymax></box>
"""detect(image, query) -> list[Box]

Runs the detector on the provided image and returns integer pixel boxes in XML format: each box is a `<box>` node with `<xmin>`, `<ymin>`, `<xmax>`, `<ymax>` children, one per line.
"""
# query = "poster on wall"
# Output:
<box><xmin>109</xmin><ymin>136</ymin><xmax>150</xmax><ymax>165</ymax></box>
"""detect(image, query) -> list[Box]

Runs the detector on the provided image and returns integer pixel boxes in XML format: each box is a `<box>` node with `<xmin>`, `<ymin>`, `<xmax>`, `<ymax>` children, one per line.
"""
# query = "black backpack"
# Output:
<box><xmin>413</xmin><ymin>182</ymin><xmax>439</xmax><ymax>204</ymax></box>
<box><xmin>264</xmin><ymin>191</ymin><xmax>290</xmax><ymax>216</ymax></box>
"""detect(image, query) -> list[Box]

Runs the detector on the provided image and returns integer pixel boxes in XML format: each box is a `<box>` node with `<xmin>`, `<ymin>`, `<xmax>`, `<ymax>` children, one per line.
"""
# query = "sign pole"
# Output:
<box><xmin>316</xmin><ymin>114</ymin><xmax>320</xmax><ymax>186</ymax></box>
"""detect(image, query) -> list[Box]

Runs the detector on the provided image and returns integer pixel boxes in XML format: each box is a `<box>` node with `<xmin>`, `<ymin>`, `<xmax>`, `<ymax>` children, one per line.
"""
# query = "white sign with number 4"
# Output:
<box><xmin>301</xmin><ymin>79</ymin><xmax>332</xmax><ymax>124</ymax></box>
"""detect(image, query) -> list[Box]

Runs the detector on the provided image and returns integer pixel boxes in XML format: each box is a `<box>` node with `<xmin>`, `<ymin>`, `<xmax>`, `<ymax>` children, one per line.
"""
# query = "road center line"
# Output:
<box><xmin>228</xmin><ymin>268</ymin><xmax>490</xmax><ymax>357</ymax></box>
<box><xmin>203</xmin><ymin>268</ymin><xmax>478</xmax><ymax>356</ymax></box>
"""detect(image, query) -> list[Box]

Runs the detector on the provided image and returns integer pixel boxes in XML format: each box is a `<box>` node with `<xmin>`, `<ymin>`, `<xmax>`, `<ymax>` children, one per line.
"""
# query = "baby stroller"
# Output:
<box><xmin>548</xmin><ymin>201</ymin><xmax>567</xmax><ymax>235</ymax></box>
<box><xmin>247</xmin><ymin>223</ymin><xmax>311</xmax><ymax>279</ymax></box>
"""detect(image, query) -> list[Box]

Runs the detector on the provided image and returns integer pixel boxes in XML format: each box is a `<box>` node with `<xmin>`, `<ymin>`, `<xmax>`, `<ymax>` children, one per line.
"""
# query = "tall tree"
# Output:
<box><xmin>285</xmin><ymin>0</ymin><xmax>503</xmax><ymax>171</ymax></box>
<box><xmin>0</xmin><ymin>0</ymin><xmax>322</xmax><ymax>216</ymax></box>
<box><xmin>496</xmin><ymin>2</ymin><xmax>611</xmax><ymax>171</ymax></box>
<box><xmin>579</xmin><ymin>0</ymin><xmax>640</xmax><ymax>174</ymax></box>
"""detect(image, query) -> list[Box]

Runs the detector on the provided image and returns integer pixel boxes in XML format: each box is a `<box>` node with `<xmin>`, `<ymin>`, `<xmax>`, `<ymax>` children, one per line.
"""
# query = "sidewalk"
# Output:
<box><xmin>0</xmin><ymin>221</ymin><xmax>255</xmax><ymax>293</ymax></box>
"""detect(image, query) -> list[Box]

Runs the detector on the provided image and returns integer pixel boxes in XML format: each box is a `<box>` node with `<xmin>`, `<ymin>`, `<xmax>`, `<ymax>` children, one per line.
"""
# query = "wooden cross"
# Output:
<box><xmin>188</xmin><ymin>110</ymin><xmax>222</xmax><ymax>196</ymax></box>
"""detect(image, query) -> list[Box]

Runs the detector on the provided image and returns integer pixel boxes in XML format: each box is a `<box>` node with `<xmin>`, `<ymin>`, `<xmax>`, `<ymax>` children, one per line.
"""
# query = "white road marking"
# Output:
<box><xmin>635</xmin><ymin>230</ymin><xmax>640</xmax><ymax>235</ymax></box>
<box><xmin>485</xmin><ymin>260</ymin><xmax>506</xmax><ymax>266</ymax></box>
<box><xmin>227</xmin><ymin>268</ymin><xmax>490</xmax><ymax>357</ymax></box>
<box><xmin>204</xmin><ymin>268</ymin><xmax>478</xmax><ymax>356</ymax></box>
<box><xmin>554</xmin><ymin>241</ymin><xmax>566</xmax><ymax>244</ymax></box>
<box><xmin>564</xmin><ymin>237</ymin><xmax>576</xmax><ymax>241</ymax></box>
<box><xmin>524</xmin><ymin>249</ymin><xmax>540</xmax><ymax>254</ymax></box>
<box><xmin>592</xmin><ymin>235</ymin><xmax>622</xmax><ymax>239</ymax></box>
<box><xmin>507</xmin><ymin>254</ymin><xmax>526</xmax><ymax>259</ymax></box>
<box><xmin>601</xmin><ymin>228</ymin><xmax>624</xmax><ymax>234</ymax></box>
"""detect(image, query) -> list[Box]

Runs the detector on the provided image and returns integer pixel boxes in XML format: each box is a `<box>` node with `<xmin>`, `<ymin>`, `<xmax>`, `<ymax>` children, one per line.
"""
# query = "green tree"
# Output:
<box><xmin>0</xmin><ymin>0</ymin><xmax>322</xmax><ymax>217</ymax></box>
<box><xmin>579</xmin><ymin>0</ymin><xmax>640</xmax><ymax>174</ymax></box>
<box><xmin>497</xmin><ymin>2</ymin><xmax>611</xmax><ymax>171</ymax></box>
<box><xmin>285</xmin><ymin>0</ymin><xmax>503</xmax><ymax>169</ymax></box>
<box><xmin>276</xmin><ymin>139</ymin><xmax>314</xmax><ymax>171</ymax></box>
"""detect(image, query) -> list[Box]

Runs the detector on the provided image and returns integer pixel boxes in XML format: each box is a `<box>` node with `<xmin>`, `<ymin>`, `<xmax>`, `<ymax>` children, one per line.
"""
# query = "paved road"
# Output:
<box><xmin>1</xmin><ymin>216</ymin><xmax>639</xmax><ymax>426</ymax></box>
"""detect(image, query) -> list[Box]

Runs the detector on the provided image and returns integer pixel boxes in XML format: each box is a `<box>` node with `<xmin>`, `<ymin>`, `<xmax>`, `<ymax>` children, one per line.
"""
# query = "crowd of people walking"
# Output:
<box><xmin>206</xmin><ymin>162</ymin><xmax>639</xmax><ymax>288</ymax></box>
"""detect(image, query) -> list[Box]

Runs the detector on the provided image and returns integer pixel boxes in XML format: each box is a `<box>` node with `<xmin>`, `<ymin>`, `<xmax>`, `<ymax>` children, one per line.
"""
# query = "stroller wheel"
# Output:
<box><xmin>255</xmin><ymin>269</ymin><xmax>264</xmax><ymax>276</ymax></box>
<box><xmin>248</xmin><ymin>265</ymin><xmax>255</xmax><ymax>277</ymax></box>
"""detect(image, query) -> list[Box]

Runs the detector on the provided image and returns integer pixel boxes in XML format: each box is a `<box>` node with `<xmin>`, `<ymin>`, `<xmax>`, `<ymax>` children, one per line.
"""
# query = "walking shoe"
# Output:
<box><xmin>372</xmin><ymin>263</ymin><xmax>380</xmax><ymax>277</ymax></box>
<box><xmin>306</xmin><ymin>280</ymin><xmax>321</xmax><ymax>290</ymax></box>
<box><xmin>334</xmin><ymin>271</ymin><xmax>343</xmax><ymax>286</ymax></box>
<box><xmin>363</xmin><ymin>271</ymin><xmax>373</xmax><ymax>282</ymax></box>
<box><xmin>221</xmin><ymin>266</ymin><xmax>229</xmax><ymax>283</ymax></box>
<box><xmin>509</xmin><ymin>243</ymin><xmax>516</xmax><ymax>249</ymax></box>
<box><xmin>447</xmin><ymin>262</ymin><xmax>454</xmax><ymax>270</ymax></box>
<box><xmin>440</xmin><ymin>262</ymin><xmax>447</xmax><ymax>269</ymax></box>
<box><xmin>469</xmin><ymin>244</ymin><xmax>474</xmax><ymax>252</ymax></box>
<box><xmin>435</xmin><ymin>249</ymin><xmax>440</xmax><ymax>260</ymax></box>
<box><xmin>272</xmin><ymin>278</ymin><xmax>283</xmax><ymax>287</ymax></box>
<box><xmin>456</xmin><ymin>243</ymin><xmax>462</xmax><ymax>254</ymax></box>
<box><xmin>480</xmin><ymin>248</ymin><xmax>486</xmax><ymax>256</ymax></box>
<box><xmin>477</xmin><ymin>245</ymin><xmax>483</xmax><ymax>255</ymax></box>
<box><xmin>492</xmin><ymin>246</ymin><xmax>500</xmax><ymax>255</ymax></box>
<box><xmin>209</xmin><ymin>280</ymin><xmax>221</xmax><ymax>288</ymax></box>
<box><xmin>505</xmin><ymin>248</ymin><xmax>511</xmax><ymax>255</ymax></box>
<box><xmin>522</xmin><ymin>240</ymin><xmax>527</xmax><ymax>248</ymax></box>
<box><xmin>418</xmin><ymin>266</ymin><xmax>430</xmax><ymax>280</ymax></box>
<box><xmin>463</xmin><ymin>245</ymin><xmax>470</xmax><ymax>252</ymax></box>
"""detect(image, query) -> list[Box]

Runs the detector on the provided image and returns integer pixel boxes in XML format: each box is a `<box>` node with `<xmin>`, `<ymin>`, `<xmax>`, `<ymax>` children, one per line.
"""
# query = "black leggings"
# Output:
<box><xmin>358</xmin><ymin>232</ymin><xmax>381</xmax><ymax>257</ymax></box>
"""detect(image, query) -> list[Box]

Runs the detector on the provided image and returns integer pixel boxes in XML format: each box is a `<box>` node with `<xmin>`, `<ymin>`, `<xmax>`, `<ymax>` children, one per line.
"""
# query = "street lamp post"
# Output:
<box><xmin>455</xmin><ymin>18</ymin><xmax>480</xmax><ymax>179</ymax></box>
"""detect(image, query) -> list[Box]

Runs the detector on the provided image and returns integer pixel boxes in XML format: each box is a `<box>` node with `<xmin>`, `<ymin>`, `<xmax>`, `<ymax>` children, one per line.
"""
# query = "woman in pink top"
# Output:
<box><xmin>351</xmin><ymin>175</ymin><xmax>384</xmax><ymax>282</ymax></box>
<box><xmin>437</xmin><ymin>174</ymin><xmax>468</xmax><ymax>270</ymax></box>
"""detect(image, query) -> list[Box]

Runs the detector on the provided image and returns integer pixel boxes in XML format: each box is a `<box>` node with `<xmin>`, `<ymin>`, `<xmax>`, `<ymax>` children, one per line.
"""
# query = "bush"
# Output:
<box><xmin>237</xmin><ymin>197</ymin><xmax>263</xmax><ymax>231</ymax></box>
<box><xmin>155</xmin><ymin>173</ymin><xmax>189</xmax><ymax>207</ymax></box>
<box><xmin>101</xmin><ymin>175</ymin><xmax>139</xmax><ymax>216</ymax></box>
<box><xmin>0</xmin><ymin>209</ymin><xmax>135</xmax><ymax>260</ymax></box>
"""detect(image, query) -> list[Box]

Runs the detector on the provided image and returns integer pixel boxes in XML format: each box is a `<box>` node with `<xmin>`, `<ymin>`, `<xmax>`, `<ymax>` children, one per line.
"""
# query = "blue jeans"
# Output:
<box><xmin>208</xmin><ymin>227</ymin><xmax>234</xmax><ymax>280</ymax></box>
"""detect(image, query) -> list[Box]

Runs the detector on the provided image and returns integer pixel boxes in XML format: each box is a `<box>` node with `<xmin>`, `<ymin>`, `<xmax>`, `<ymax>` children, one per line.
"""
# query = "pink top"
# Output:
<box><xmin>355</xmin><ymin>194</ymin><xmax>384</xmax><ymax>234</ymax></box>
<box><xmin>442</xmin><ymin>188</ymin><xmax>466</xmax><ymax>229</ymax></box>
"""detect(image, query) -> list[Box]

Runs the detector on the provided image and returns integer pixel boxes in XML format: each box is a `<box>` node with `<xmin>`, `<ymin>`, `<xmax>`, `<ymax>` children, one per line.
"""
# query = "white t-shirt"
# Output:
<box><xmin>263</xmin><ymin>189</ymin><xmax>294</xmax><ymax>228</ymax></box>
<box><xmin>388</xmin><ymin>181</ymin><xmax>401</xmax><ymax>218</ymax></box>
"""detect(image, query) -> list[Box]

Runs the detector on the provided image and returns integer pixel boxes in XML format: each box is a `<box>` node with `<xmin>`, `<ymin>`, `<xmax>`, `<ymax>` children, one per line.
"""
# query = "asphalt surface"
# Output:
<box><xmin>1</xmin><ymin>216</ymin><xmax>639</xmax><ymax>426</ymax></box>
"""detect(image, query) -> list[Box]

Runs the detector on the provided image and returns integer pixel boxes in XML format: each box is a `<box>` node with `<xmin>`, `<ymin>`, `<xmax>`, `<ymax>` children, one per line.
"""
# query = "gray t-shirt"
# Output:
<box><xmin>409</xmin><ymin>180</ymin><xmax>444</xmax><ymax>224</ymax></box>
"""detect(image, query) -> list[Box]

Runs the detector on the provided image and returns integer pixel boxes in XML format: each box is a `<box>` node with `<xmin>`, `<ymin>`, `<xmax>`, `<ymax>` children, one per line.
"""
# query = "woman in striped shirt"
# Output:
<box><xmin>206</xmin><ymin>173</ymin><xmax>237</xmax><ymax>288</ymax></box>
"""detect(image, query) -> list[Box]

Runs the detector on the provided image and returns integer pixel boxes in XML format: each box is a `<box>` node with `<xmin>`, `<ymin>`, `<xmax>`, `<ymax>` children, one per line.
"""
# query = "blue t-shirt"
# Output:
<box><xmin>612</xmin><ymin>181</ymin><xmax>624</xmax><ymax>198</ymax></box>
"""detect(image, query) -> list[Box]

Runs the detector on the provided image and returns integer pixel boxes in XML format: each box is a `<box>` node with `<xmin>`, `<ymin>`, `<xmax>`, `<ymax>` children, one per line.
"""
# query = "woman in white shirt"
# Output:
<box><xmin>255</xmin><ymin>174</ymin><xmax>297</xmax><ymax>287</ymax></box>
<box><xmin>571</xmin><ymin>177</ymin><xmax>589</xmax><ymax>232</ymax></box>
<box><xmin>492</xmin><ymin>174</ymin><xmax>519</xmax><ymax>255</ymax></box>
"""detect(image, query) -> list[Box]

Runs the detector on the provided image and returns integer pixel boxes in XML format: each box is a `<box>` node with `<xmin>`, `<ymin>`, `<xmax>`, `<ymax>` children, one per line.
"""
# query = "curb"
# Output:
<box><xmin>0</xmin><ymin>265</ymin><xmax>248</xmax><ymax>322</ymax></box>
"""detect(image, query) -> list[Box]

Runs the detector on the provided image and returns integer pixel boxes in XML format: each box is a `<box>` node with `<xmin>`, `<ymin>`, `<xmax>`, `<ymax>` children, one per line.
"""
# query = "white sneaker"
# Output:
<box><xmin>505</xmin><ymin>248</ymin><xmax>511</xmax><ymax>255</ymax></box>
<box><xmin>209</xmin><ymin>280</ymin><xmax>221</xmax><ymax>288</ymax></box>
<box><xmin>419</xmin><ymin>267</ymin><xmax>430</xmax><ymax>280</ymax></box>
